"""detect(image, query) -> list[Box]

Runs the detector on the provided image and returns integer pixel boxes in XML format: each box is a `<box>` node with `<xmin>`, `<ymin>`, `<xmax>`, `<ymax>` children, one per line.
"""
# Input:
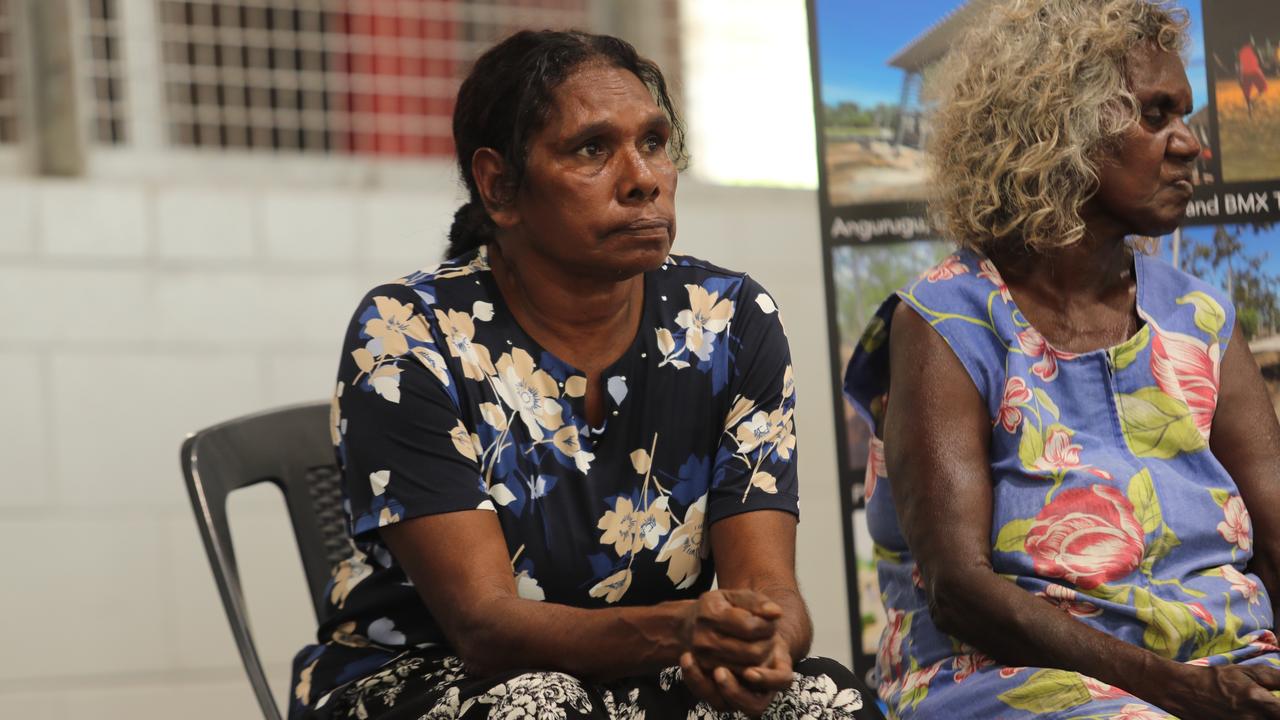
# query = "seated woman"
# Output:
<box><xmin>289</xmin><ymin>29</ymin><xmax>869</xmax><ymax>720</ymax></box>
<box><xmin>845</xmin><ymin>1</ymin><xmax>1280</xmax><ymax>718</ymax></box>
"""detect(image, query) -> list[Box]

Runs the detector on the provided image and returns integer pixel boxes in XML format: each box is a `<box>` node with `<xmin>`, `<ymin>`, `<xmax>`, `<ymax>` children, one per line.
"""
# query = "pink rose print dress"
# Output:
<box><xmin>844</xmin><ymin>249</ymin><xmax>1280</xmax><ymax>719</ymax></box>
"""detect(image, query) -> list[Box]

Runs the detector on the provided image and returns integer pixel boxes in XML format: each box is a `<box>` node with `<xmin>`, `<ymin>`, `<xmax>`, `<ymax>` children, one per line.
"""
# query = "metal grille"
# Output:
<box><xmin>84</xmin><ymin>0</ymin><xmax>128</xmax><ymax>144</ymax></box>
<box><xmin>303</xmin><ymin>463</ymin><xmax>351</xmax><ymax>574</ymax></box>
<box><xmin>155</xmin><ymin>0</ymin><xmax>590</xmax><ymax>157</ymax></box>
<box><xmin>0</xmin><ymin>0</ymin><xmax>16</xmax><ymax>143</ymax></box>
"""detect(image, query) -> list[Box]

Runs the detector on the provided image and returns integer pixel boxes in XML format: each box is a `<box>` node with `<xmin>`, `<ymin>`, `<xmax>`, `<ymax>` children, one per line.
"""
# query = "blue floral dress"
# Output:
<box><xmin>844</xmin><ymin>249</ymin><xmax>1280</xmax><ymax>719</ymax></box>
<box><xmin>289</xmin><ymin>246</ymin><xmax>865</xmax><ymax>720</ymax></box>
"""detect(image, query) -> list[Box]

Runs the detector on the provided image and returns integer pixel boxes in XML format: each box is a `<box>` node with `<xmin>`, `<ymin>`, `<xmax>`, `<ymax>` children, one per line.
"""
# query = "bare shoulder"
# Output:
<box><xmin>888</xmin><ymin>300</ymin><xmax>979</xmax><ymax>391</ymax></box>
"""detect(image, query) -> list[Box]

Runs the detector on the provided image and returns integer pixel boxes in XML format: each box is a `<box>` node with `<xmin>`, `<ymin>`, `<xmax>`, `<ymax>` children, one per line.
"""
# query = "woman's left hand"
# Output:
<box><xmin>741</xmin><ymin>634</ymin><xmax>795</xmax><ymax>692</ymax></box>
<box><xmin>680</xmin><ymin>634</ymin><xmax>792</xmax><ymax>718</ymax></box>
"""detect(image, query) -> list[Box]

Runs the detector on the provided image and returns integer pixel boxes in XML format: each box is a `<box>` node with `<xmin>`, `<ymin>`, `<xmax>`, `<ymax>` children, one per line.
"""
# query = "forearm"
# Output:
<box><xmin>454</xmin><ymin>595</ymin><xmax>693</xmax><ymax>680</ymax></box>
<box><xmin>931</xmin><ymin>567</ymin><xmax>1177</xmax><ymax>697</ymax></box>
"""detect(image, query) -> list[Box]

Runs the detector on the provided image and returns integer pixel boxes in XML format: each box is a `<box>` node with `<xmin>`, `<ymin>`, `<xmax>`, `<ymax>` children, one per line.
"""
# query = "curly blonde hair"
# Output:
<box><xmin>927</xmin><ymin>0</ymin><xmax>1188</xmax><ymax>253</ymax></box>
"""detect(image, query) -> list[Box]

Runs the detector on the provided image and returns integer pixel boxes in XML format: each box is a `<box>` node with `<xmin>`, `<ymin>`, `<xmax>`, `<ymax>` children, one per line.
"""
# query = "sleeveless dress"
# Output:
<box><xmin>290</xmin><ymin>246</ymin><xmax>867</xmax><ymax>720</ymax></box>
<box><xmin>844</xmin><ymin>249</ymin><xmax>1280</xmax><ymax>719</ymax></box>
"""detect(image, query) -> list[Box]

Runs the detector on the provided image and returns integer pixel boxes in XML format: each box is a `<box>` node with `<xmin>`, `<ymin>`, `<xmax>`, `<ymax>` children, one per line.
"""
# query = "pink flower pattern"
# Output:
<box><xmin>1188</xmin><ymin>602</ymin><xmax>1216</xmax><ymax>628</ymax></box>
<box><xmin>925</xmin><ymin>255</ymin><xmax>969</xmax><ymax>282</ymax></box>
<box><xmin>1025</xmin><ymin>485</ymin><xmax>1145</xmax><ymax>589</ymax></box>
<box><xmin>1031</xmin><ymin>426</ymin><xmax>1113</xmax><ymax>480</ymax></box>
<box><xmin>1217</xmin><ymin>495</ymin><xmax>1252</xmax><ymax>552</ymax></box>
<box><xmin>848</xmin><ymin>252</ymin><xmax>1276</xmax><ymax>717</ymax></box>
<box><xmin>1033</xmin><ymin>426</ymin><xmax>1082</xmax><ymax>472</ymax></box>
<box><xmin>878</xmin><ymin>609</ymin><xmax>910</xmax><ymax>677</ymax></box>
<box><xmin>1038</xmin><ymin>584</ymin><xmax>1102</xmax><ymax>618</ymax></box>
<box><xmin>1222</xmin><ymin>564</ymin><xmax>1261</xmax><ymax>605</ymax></box>
<box><xmin>998</xmin><ymin>377</ymin><xmax>1032</xmax><ymax>433</ymax></box>
<box><xmin>951</xmin><ymin>653</ymin><xmax>995</xmax><ymax>683</ymax></box>
<box><xmin>1115</xmin><ymin>704</ymin><xmax>1173</xmax><ymax>720</ymax></box>
<box><xmin>1150</xmin><ymin>325</ymin><xmax>1220</xmax><ymax>442</ymax></box>
<box><xmin>1081</xmin><ymin>675</ymin><xmax>1128</xmax><ymax>701</ymax></box>
<box><xmin>977</xmin><ymin>259</ymin><xmax>1013</xmax><ymax>302</ymax></box>
<box><xmin>864</xmin><ymin>437</ymin><xmax>885</xmax><ymax>502</ymax></box>
<box><xmin>1016</xmin><ymin>326</ymin><xmax>1078</xmax><ymax>382</ymax></box>
<box><xmin>1250</xmin><ymin>630</ymin><xmax>1280</xmax><ymax>653</ymax></box>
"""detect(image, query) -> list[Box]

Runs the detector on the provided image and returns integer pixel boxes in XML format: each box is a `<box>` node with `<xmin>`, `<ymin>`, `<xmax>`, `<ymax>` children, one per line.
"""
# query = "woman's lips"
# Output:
<box><xmin>610</xmin><ymin>218</ymin><xmax>672</xmax><ymax>237</ymax></box>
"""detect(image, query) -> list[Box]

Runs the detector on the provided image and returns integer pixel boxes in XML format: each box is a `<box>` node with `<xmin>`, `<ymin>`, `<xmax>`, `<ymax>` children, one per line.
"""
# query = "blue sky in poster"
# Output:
<box><xmin>1160</xmin><ymin>225</ymin><xmax>1280</xmax><ymax>278</ymax></box>
<box><xmin>816</xmin><ymin>0</ymin><xmax>1208</xmax><ymax>111</ymax></box>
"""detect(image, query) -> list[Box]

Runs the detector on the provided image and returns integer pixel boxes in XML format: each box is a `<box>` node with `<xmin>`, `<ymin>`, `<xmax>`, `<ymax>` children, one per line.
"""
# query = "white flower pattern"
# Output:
<box><xmin>310</xmin><ymin>253</ymin><xmax>812</xmax><ymax>716</ymax></box>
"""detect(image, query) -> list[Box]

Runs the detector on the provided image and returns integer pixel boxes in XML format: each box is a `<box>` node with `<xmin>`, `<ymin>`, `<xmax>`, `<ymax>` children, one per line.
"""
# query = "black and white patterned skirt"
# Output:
<box><xmin>302</xmin><ymin>647</ymin><xmax>876</xmax><ymax>720</ymax></box>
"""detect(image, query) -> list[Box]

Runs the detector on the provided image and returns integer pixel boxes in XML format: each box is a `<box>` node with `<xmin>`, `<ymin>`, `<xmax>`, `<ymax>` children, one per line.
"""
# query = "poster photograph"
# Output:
<box><xmin>1202</xmin><ymin>0</ymin><xmax>1280</xmax><ymax>185</ymax></box>
<box><xmin>1161</xmin><ymin>223</ymin><xmax>1280</xmax><ymax>416</ymax></box>
<box><xmin>828</xmin><ymin>240</ymin><xmax>950</xmax><ymax>656</ymax></box>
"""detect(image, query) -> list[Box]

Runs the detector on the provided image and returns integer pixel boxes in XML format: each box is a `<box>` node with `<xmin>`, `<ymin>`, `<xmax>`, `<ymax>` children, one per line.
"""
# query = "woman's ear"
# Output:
<box><xmin>472</xmin><ymin>148</ymin><xmax>519</xmax><ymax>229</ymax></box>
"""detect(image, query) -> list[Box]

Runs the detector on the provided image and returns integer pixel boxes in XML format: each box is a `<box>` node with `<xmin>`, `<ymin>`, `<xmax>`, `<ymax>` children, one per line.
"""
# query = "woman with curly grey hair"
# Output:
<box><xmin>845</xmin><ymin>0</ymin><xmax>1280</xmax><ymax>717</ymax></box>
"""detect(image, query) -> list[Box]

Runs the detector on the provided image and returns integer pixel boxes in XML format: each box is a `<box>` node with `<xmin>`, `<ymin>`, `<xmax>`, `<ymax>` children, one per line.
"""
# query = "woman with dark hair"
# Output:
<box><xmin>845</xmin><ymin>1</ymin><xmax>1280</xmax><ymax>718</ymax></box>
<box><xmin>288</xmin><ymin>30</ymin><xmax>868</xmax><ymax>720</ymax></box>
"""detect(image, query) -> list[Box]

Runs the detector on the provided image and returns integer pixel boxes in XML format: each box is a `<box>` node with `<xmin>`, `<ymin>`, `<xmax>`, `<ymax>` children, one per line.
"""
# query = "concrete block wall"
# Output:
<box><xmin>0</xmin><ymin>171</ymin><xmax>849</xmax><ymax>716</ymax></box>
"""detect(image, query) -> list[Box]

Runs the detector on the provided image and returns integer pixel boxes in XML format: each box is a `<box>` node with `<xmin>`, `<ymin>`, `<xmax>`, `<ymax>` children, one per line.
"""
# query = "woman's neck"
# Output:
<box><xmin>487</xmin><ymin>241</ymin><xmax>644</xmax><ymax>373</ymax></box>
<box><xmin>990</xmin><ymin>234</ymin><xmax>1133</xmax><ymax>303</ymax></box>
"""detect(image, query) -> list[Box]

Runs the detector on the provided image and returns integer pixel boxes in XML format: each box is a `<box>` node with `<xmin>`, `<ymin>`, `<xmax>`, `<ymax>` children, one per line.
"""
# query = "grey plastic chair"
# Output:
<box><xmin>181</xmin><ymin>402</ymin><xmax>349</xmax><ymax>720</ymax></box>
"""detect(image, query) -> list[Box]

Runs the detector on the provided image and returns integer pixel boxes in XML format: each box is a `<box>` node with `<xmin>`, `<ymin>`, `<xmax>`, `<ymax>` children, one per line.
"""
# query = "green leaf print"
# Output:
<box><xmin>1126</xmin><ymin>469</ymin><xmax>1163</xmax><ymax>536</ymax></box>
<box><xmin>1018</xmin><ymin>422</ymin><xmax>1044</xmax><ymax>470</ymax></box>
<box><xmin>1132</xmin><ymin>585</ymin><xmax>1199</xmax><ymax>658</ymax></box>
<box><xmin>1084</xmin><ymin>583</ymin><xmax>1131</xmax><ymax>604</ymax></box>
<box><xmin>900</xmin><ymin>657</ymin><xmax>929</xmax><ymax>710</ymax></box>
<box><xmin>1177</xmin><ymin>291</ymin><xmax>1227</xmax><ymax>339</ymax></box>
<box><xmin>1116</xmin><ymin>387</ymin><xmax>1208</xmax><ymax>458</ymax></box>
<box><xmin>1194</xmin><ymin>603</ymin><xmax>1245</xmax><ymax>658</ymax></box>
<box><xmin>859</xmin><ymin>315</ymin><xmax>887</xmax><ymax>353</ymax></box>
<box><xmin>996</xmin><ymin>669</ymin><xmax>1092</xmax><ymax>713</ymax></box>
<box><xmin>1108</xmin><ymin>327</ymin><xmax>1150</xmax><ymax>371</ymax></box>
<box><xmin>872</xmin><ymin>544</ymin><xmax>903</xmax><ymax>563</ymax></box>
<box><xmin>1139</xmin><ymin>525</ymin><xmax>1182</xmax><ymax>576</ymax></box>
<box><xmin>994</xmin><ymin>518</ymin><xmax>1035</xmax><ymax>553</ymax></box>
<box><xmin>1034</xmin><ymin>388</ymin><xmax>1060</xmax><ymax>420</ymax></box>
<box><xmin>1209</xmin><ymin>488</ymin><xmax>1231</xmax><ymax>507</ymax></box>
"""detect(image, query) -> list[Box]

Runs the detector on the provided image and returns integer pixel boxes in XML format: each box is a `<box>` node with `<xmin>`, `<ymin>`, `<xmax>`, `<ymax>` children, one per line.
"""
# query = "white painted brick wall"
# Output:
<box><xmin>155</xmin><ymin>188</ymin><xmax>256</xmax><ymax>261</ymax></box>
<box><xmin>263</xmin><ymin>191</ymin><xmax>360</xmax><ymax>264</ymax></box>
<box><xmin>362</xmin><ymin>191</ymin><xmax>454</xmax><ymax>267</ymax></box>
<box><xmin>0</xmin><ymin>351</ymin><xmax>50</xmax><ymax>506</ymax></box>
<box><xmin>40</xmin><ymin>182</ymin><xmax>151</xmax><ymax>258</ymax></box>
<box><xmin>0</xmin><ymin>266</ymin><xmax>153</xmax><ymax>344</ymax></box>
<box><xmin>0</xmin><ymin>174</ymin><xmax>849</xmax><ymax>718</ymax></box>
<box><xmin>0</xmin><ymin>513</ymin><xmax>171</xmax><ymax>680</ymax></box>
<box><xmin>0</xmin><ymin>181</ymin><xmax>36</xmax><ymax>256</ymax></box>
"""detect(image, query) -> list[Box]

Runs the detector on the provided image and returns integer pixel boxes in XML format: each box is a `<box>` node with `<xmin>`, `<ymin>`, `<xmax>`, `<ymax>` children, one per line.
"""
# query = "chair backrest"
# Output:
<box><xmin>180</xmin><ymin>402</ymin><xmax>347</xmax><ymax>720</ymax></box>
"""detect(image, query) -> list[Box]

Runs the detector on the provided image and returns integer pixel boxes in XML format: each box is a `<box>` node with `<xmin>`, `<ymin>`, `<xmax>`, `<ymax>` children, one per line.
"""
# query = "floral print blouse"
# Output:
<box><xmin>289</xmin><ymin>246</ymin><xmax>799</xmax><ymax>716</ymax></box>
<box><xmin>844</xmin><ymin>249</ymin><xmax>1279</xmax><ymax>719</ymax></box>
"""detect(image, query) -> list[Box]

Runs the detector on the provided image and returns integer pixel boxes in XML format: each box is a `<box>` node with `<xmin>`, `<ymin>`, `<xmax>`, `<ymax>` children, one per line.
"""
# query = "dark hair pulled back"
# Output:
<box><xmin>445</xmin><ymin>29</ymin><xmax>687</xmax><ymax>260</ymax></box>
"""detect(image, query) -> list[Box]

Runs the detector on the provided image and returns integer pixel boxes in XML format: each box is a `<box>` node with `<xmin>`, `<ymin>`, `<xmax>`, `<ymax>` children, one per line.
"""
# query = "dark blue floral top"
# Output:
<box><xmin>289</xmin><ymin>246</ymin><xmax>800</xmax><ymax>715</ymax></box>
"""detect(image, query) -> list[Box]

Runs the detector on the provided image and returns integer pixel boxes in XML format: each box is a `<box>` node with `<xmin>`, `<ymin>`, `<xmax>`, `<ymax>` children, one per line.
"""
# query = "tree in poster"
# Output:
<box><xmin>1181</xmin><ymin>224</ymin><xmax>1280</xmax><ymax>340</ymax></box>
<box><xmin>833</xmin><ymin>242</ymin><xmax>951</xmax><ymax>348</ymax></box>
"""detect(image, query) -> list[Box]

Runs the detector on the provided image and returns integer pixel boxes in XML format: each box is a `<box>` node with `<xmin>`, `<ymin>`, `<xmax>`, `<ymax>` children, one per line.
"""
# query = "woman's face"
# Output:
<box><xmin>1088</xmin><ymin>44</ymin><xmax>1202</xmax><ymax>239</ymax></box>
<box><xmin>507</xmin><ymin>62</ymin><xmax>677</xmax><ymax>279</ymax></box>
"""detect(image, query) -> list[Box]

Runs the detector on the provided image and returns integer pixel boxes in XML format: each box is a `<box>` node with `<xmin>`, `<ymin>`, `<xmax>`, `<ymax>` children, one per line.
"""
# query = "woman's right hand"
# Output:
<box><xmin>1147</xmin><ymin>661</ymin><xmax>1280</xmax><ymax>719</ymax></box>
<box><xmin>677</xmin><ymin>588</ymin><xmax>781</xmax><ymax>672</ymax></box>
<box><xmin>677</xmin><ymin>588</ymin><xmax>784</xmax><ymax>714</ymax></box>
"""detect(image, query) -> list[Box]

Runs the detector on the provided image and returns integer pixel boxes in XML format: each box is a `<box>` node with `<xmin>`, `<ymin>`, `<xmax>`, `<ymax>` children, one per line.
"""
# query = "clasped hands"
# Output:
<box><xmin>677</xmin><ymin>589</ymin><xmax>794</xmax><ymax>717</ymax></box>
